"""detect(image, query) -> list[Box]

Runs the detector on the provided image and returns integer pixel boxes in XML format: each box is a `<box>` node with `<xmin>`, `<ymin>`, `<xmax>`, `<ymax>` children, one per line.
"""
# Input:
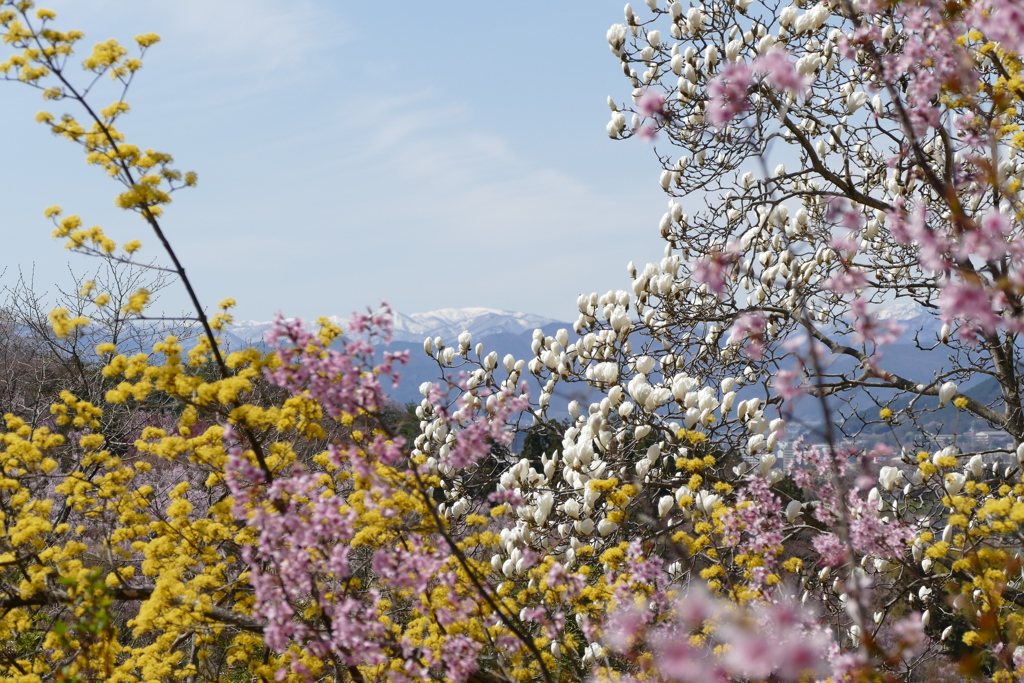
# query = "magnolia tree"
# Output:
<box><xmin>2</xmin><ymin>1</ymin><xmax>1024</xmax><ymax>683</ymax></box>
<box><xmin>408</xmin><ymin>0</ymin><xmax>1024</xmax><ymax>679</ymax></box>
<box><xmin>601</xmin><ymin>0</ymin><xmax>1024</xmax><ymax>438</ymax></box>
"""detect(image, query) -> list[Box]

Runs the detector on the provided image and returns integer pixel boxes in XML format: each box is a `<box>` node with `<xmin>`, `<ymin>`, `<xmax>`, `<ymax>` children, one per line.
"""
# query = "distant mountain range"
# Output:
<box><xmin>219</xmin><ymin>308</ymin><xmax>575</xmax><ymax>410</ymax></box>
<box><xmin>210</xmin><ymin>301</ymin><xmax>992</xmax><ymax>421</ymax></box>
<box><xmin>390</xmin><ymin>308</ymin><xmax>561</xmax><ymax>343</ymax></box>
<box><xmin>223</xmin><ymin>307</ymin><xmax>563</xmax><ymax>347</ymax></box>
<box><xmin>223</xmin><ymin>299</ymin><xmax>944</xmax><ymax>349</ymax></box>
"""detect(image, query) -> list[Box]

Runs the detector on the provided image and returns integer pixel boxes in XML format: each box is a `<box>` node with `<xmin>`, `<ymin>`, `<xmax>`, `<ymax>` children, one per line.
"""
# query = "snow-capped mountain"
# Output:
<box><xmin>389</xmin><ymin>308</ymin><xmax>561</xmax><ymax>343</ymax></box>
<box><xmin>874</xmin><ymin>298</ymin><xmax>925</xmax><ymax>322</ymax></box>
<box><xmin>224</xmin><ymin>300</ymin><xmax>940</xmax><ymax>348</ymax></box>
<box><xmin>219</xmin><ymin>307</ymin><xmax>573</xmax><ymax>411</ymax></box>
<box><xmin>224</xmin><ymin>308</ymin><xmax>564</xmax><ymax>346</ymax></box>
<box><xmin>220</xmin><ymin>319</ymin><xmax>289</xmax><ymax>346</ymax></box>
<box><xmin>872</xmin><ymin>298</ymin><xmax>943</xmax><ymax>341</ymax></box>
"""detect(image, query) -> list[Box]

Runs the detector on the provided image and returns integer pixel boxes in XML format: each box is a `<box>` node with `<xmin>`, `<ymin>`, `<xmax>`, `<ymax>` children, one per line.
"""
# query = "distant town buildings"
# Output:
<box><xmin>760</xmin><ymin>427</ymin><xmax>1017</xmax><ymax>474</ymax></box>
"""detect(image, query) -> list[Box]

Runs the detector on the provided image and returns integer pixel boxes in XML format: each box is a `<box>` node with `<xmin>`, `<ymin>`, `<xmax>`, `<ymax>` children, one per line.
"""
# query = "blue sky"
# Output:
<box><xmin>0</xmin><ymin>1</ymin><xmax>670</xmax><ymax>323</ymax></box>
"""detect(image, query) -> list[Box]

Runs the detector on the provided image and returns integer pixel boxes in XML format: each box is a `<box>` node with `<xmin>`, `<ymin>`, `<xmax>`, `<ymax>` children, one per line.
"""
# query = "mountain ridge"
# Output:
<box><xmin>224</xmin><ymin>307</ymin><xmax>567</xmax><ymax>346</ymax></box>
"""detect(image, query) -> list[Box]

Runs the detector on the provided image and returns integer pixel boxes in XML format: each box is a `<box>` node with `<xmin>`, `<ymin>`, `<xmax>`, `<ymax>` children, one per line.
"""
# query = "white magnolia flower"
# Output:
<box><xmin>778</xmin><ymin>5</ymin><xmax>797</xmax><ymax>28</ymax></box>
<box><xmin>966</xmin><ymin>454</ymin><xmax>984</xmax><ymax>479</ymax></box>
<box><xmin>759</xmin><ymin>451</ymin><xmax>776</xmax><ymax>477</ymax></box>
<box><xmin>594</xmin><ymin>361</ymin><xmax>619</xmax><ymax>384</ymax></box>
<box><xmin>725</xmin><ymin>39</ymin><xmax>742</xmax><ymax>62</ymax></box>
<box><xmin>696</xmin><ymin>491</ymin><xmax>720</xmax><ymax>515</ymax></box>
<box><xmin>846</xmin><ymin>91</ymin><xmax>868</xmax><ymax>114</ymax></box>
<box><xmin>878</xmin><ymin>466</ymin><xmax>902</xmax><ymax>492</ymax></box>
<box><xmin>867</xmin><ymin>487</ymin><xmax>882</xmax><ymax>512</ymax></box>
<box><xmin>658</xmin><ymin>495</ymin><xmax>674</xmax><ymax>518</ymax></box>
<box><xmin>721</xmin><ymin>391</ymin><xmax>736</xmax><ymax>416</ymax></box>
<box><xmin>574</xmin><ymin>518</ymin><xmax>595</xmax><ymax>535</ymax></box>
<box><xmin>686</xmin><ymin>7</ymin><xmax>705</xmax><ymax>33</ymax></box>
<box><xmin>704</xmin><ymin>45</ymin><xmax>719</xmax><ymax>70</ymax></box>
<box><xmin>607</xmin><ymin>23</ymin><xmax>628</xmax><ymax>52</ymax></box>
<box><xmin>634</xmin><ymin>355</ymin><xmax>656</xmax><ymax>374</ymax></box>
<box><xmin>945</xmin><ymin>472</ymin><xmax>966</xmax><ymax>496</ymax></box>
<box><xmin>938</xmin><ymin>380</ymin><xmax>958</xmax><ymax>407</ymax></box>
<box><xmin>534</xmin><ymin>492</ymin><xmax>554</xmax><ymax>525</ymax></box>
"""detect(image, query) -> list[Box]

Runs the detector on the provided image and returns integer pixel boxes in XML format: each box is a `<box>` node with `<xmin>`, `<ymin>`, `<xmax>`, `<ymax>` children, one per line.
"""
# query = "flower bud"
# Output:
<box><xmin>704</xmin><ymin>45</ymin><xmax>719</xmax><ymax>70</ymax></box>
<box><xmin>785</xmin><ymin>500</ymin><xmax>802</xmax><ymax>523</ymax></box>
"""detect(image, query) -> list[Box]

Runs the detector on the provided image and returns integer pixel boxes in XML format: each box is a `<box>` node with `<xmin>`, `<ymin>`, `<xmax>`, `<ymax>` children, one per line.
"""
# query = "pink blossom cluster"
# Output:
<box><xmin>788</xmin><ymin>440</ymin><xmax>916</xmax><ymax>570</ymax></box>
<box><xmin>717</xmin><ymin>475</ymin><xmax>785</xmax><ymax>586</ymax></box>
<box><xmin>690</xmin><ymin>240</ymin><xmax>742</xmax><ymax>296</ymax></box>
<box><xmin>706</xmin><ymin>49</ymin><xmax>812</xmax><ymax>127</ymax></box>
<box><xmin>882</xmin><ymin>194</ymin><xmax>1024</xmax><ymax>343</ymax></box>
<box><xmin>226</xmin><ymin>431</ymin><xmax>493</xmax><ymax>682</ymax></box>
<box><xmin>636</xmin><ymin>89</ymin><xmax>667</xmax><ymax>141</ymax></box>
<box><xmin>224</xmin><ymin>308</ymin><xmax>529</xmax><ymax>682</ymax></box>
<box><xmin>725</xmin><ymin>311</ymin><xmax>767</xmax><ymax>360</ymax></box>
<box><xmin>264</xmin><ymin>306</ymin><xmax>409</xmax><ymax>420</ymax></box>
<box><xmin>605</xmin><ymin>582</ymin><xmax>833</xmax><ymax>683</ymax></box>
<box><xmin>225</xmin><ymin>441</ymin><xmax>387</xmax><ymax>672</ymax></box>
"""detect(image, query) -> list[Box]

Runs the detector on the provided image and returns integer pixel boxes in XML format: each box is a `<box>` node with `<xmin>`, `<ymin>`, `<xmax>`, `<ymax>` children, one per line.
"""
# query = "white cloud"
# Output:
<box><xmin>42</xmin><ymin>0</ymin><xmax>349</xmax><ymax>86</ymax></box>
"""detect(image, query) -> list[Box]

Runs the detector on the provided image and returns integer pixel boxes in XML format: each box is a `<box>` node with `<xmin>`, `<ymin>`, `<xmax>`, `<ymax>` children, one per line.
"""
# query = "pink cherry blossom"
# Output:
<box><xmin>706</xmin><ymin>62</ymin><xmax>754</xmax><ymax>127</ymax></box>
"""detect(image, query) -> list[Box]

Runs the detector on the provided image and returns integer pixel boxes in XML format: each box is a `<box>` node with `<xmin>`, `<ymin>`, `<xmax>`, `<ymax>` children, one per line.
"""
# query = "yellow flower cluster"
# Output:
<box><xmin>47</xmin><ymin>306</ymin><xmax>89</xmax><ymax>338</ymax></box>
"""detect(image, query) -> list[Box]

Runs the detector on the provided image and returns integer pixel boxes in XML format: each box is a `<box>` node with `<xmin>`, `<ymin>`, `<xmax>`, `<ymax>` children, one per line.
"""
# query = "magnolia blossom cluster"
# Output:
<box><xmin>423</xmin><ymin>307</ymin><xmax>789</xmax><ymax>533</ymax></box>
<box><xmin>418</xmin><ymin>310</ymin><xmax>962</xmax><ymax>678</ymax></box>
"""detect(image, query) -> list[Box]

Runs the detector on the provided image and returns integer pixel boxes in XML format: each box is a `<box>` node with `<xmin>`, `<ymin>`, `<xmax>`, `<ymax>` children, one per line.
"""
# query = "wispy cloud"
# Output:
<box><xmin>178</xmin><ymin>89</ymin><xmax>667</xmax><ymax>319</ymax></box>
<box><xmin>157</xmin><ymin>0</ymin><xmax>349</xmax><ymax>71</ymax></box>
